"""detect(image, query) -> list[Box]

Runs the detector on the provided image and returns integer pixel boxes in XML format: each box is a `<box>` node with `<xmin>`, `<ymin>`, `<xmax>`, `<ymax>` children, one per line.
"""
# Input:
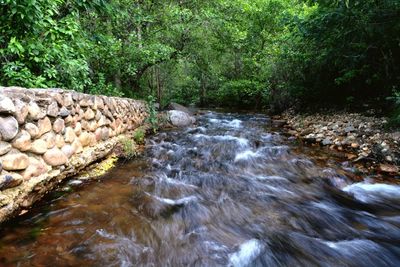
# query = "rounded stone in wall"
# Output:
<box><xmin>25</xmin><ymin>123</ymin><xmax>40</xmax><ymax>139</ymax></box>
<box><xmin>53</xmin><ymin>118</ymin><xmax>65</xmax><ymax>134</ymax></box>
<box><xmin>30</xmin><ymin>139</ymin><xmax>48</xmax><ymax>154</ymax></box>
<box><xmin>0</xmin><ymin>116</ymin><xmax>19</xmax><ymax>141</ymax></box>
<box><xmin>11</xmin><ymin>130</ymin><xmax>31</xmax><ymax>151</ymax></box>
<box><xmin>0</xmin><ymin>95</ymin><xmax>16</xmax><ymax>114</ymax></box>
<box><xmin>43</xmin><ymin>148</ymin><xmax>68</xmax><ymax>166</ymax></box>
<box><xmin>0</xmin><ymin>141</ymin><xmax>12</xmax><ymax>156</ymax></box>
<box><xmin>1</xmin><ymin>152</ymin><xmax>29</xmax><ymax>171</ymax></box>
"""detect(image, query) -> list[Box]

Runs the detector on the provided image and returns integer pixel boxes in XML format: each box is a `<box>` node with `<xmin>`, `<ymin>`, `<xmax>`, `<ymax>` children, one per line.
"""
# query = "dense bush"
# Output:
<box><xmin>1</xmin><ymin>0</ymin><xmax>399</xmax><ymax>116</ymax></box>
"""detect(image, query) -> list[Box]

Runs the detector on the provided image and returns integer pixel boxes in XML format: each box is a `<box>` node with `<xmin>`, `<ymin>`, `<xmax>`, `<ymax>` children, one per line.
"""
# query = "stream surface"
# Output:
<box><xmin>1</xmin><ymin>111</ymin><xmax>400</xmax><ymax>266</ymax></box>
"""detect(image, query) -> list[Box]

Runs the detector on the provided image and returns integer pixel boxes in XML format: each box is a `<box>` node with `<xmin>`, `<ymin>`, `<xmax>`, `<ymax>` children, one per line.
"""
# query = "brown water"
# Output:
<box><xmin>1</xmin><ymin>111</ymin><xmax>400</xmax><ymax>266</ymax></box>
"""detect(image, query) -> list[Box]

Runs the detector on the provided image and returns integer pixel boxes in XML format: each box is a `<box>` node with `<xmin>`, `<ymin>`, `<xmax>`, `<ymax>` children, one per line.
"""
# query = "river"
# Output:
<box><xmin>0</xmin><ymin>111</ymin><xmax>399</xmax><ymax>266</ymax></box>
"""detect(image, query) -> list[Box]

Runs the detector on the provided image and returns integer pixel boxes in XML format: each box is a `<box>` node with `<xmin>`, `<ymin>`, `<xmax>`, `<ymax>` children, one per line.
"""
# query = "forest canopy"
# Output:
<box><xmin>1</xmin><ymin>0</ymin><xmax>399</xmax><ymax>112</ymax></box>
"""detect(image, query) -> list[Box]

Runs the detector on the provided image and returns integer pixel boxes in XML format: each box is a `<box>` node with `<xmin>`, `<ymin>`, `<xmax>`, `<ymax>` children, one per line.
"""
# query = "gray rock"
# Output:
<box><xmin>28</xmin><ymin>101</ymin><xmax>45</xmax><ymax>120</ymax></box>
<box><xmin>0</xmin><ymin>141</ymin><xmax>12</xmax><ymax>156</ymax></box>
<box><xmin>0</xmin><ymin>116</ymin><xmax>19</xmax><ymax>141</ymax></box>
<box><xmin>344</xmin><ymin>126</ymin><xmax>355</xmax><ymax>133</ymax></box>
<box><xmin>322</xmin><ymin>138</ymin><xmax>333</xmax><ymax>146</ymax></box>
<box><xmin>47</xmin><ymin>101</ymin><xmax>59</xmax><ymax>117</ymax></box>
<box><xmin>11</xmin><ymin>130</ymin><xmax>31</xmax><ymax>151</ymax></box>
<box><xmin>59</xmin><ymin>106</ymin><xmax>70</xmax><ymax>117</ymax></box>
<box><xmin>14</xmin><ymin>99</ymin><xmax>29</xmax><ymax>124</ymax></box>
<box><xmin>167</xmin><ymin>102</ymin><xmax>192</xmax><ymax>115</ymax></box>
<box><xmin>167</xmin><ymin>110</ymin><xmax>195</xmax><ymax>127</ymax></box>
<box><xmin>0</xmin><ymin>95</ymin><xmax>16</xmax><ymax>114</ymax></box>
<box><xmin>25</xmin><ymin>123</ymin><xmax>40</xmax><ymax>139</ymax></box>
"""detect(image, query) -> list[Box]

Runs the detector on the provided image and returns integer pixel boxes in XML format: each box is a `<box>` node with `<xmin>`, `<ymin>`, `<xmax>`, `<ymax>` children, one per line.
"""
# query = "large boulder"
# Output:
<box><xmin>167</xmin><ymin>110</ymin><xmax>195</xmax><ymax>127</ymax></box>
<box><xmin>167</xmin><ymin>102</ymin><xmax>193</xmax><ymax>115</ymax></box>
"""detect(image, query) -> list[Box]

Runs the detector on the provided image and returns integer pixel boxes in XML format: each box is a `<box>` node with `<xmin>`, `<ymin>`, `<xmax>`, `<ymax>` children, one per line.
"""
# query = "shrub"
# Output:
<box><xmin>133</xmin><ymin>129</ymin><xmax>145</xmax><ymax>144</ymax></box>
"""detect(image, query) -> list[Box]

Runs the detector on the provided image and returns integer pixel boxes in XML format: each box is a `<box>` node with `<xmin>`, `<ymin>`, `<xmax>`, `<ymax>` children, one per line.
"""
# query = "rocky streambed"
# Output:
<box><xmin>278</xmin><ymin>112</ymin><xmax>400</xmax><ymax>177</ymax></box>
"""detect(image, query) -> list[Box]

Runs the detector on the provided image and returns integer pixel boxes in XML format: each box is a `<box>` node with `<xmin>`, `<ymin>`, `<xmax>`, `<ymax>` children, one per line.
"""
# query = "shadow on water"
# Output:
<box><xmin>0</xmin><ymin>111</ymin><xmax>400</xmax><ymax>266</ymax></box>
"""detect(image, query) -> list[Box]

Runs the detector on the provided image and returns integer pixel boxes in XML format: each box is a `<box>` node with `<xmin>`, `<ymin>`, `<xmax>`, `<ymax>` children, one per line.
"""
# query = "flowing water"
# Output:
<box><xmin>1</xmin><ymin>111</ymin><xmax>400</xmax><ymax>266</ymax></box>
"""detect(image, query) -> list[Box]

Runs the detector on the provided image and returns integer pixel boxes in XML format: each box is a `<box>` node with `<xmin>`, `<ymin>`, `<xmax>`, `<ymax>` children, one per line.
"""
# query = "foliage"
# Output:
<box><xmin>119</xmin><ymin>137</ymin><xmax>137</xmax><ymax>160</ymax></box>
<box><xmin>146</xmin><ymin>95</ymin><xmax>159</xmax><ymax>133</ymax></box>
<box><xmin>133</xmin><ymin>128</ymin><xmax>145</xmax><ymax>144</ymax></box>
<box><xmin>1</xmin><ymin>0</ymin><xmax>399</xmax><ymax>116</ymax></box>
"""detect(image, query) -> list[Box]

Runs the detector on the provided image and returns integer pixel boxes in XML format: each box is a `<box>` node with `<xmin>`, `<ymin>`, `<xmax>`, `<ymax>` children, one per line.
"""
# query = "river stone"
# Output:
<box><xmin>55</xmin><ymin>134</ymin><xmax>65</xmax><ymax>148</ymax></box>
<box><xmin>43</xmin><ymin>148</ymin><xmax>68</xmax><ymax>166</ymax></box>
<box><xmin>0</xmin><ymin>116</ymin><xmax>19</xmax><ymax>141</ymax></box>
<box><xmin>167</xmin><ymin>110</ymin><xmax>195</xmax><ymax>127</ymax></box>
<box><xmin>59</xmin><ymin>107</ymin><xmax>70</xmax><ymax>117</ymax></box>
<box><xmin>101</xmin><ymin>127</ymin><xmax>110</xmax><ymax>140</ymax></box>
<box><xmin>322</xmin><ymin>138</ymin><xmax>333</xmax><ymax>146</ymax></box>
<box><xmin>1</xmin><ymin>152</ymin><xmax>29</xmax><ymax>171</ymax></box>
<box><xmin>64</xmin><ymin>94</ymin><xmax>74</xmax><ymax>107</ymax></box>
<box><xmin>79</xmin><ymin>132</ymin><xmax>93</xmax><ymax>147</ymax></box>
<box><xmin>379</xmin><ymin>164</ymin><xmax>399</xmax><ymax>174</ymax></box>
<box><xmin>11</xmin><ymin>130</ymin><xmax>31</xmax><ymax>151</ymax></box>
<box><xmin>0</xmin><ymin>142</ymin><xmax>12</xmax><ymax>156</ymax></box>
<box><xmin>94</xmin><ymin>96</ymin><xmax>104</xmax><ymax>110</ymax></box>
<box><xmin>98</xmin><ymin>116</ymin><xmax>107</xmax><ymax>127</ymax></box>
<box><xmin>22</xmin><ymin>157</ymin><xmax>48</xmax><ymax>180</ymax></box>
<box><xmin>71</xmin><ymin>140</ymin><xmax>83</xmax><ymax>154</ymax></box>
<box><xmin>61</xmin><ymin>144</ymin><xmax>75</xmax><ymax>158</ymax></box>
<box><xmin>64</xmin><ymin>115</ymin><xmax>73</xmax><ymax>125</ymax></box>
<box><xmin>28</xmin><ymin>101</ymin><xmax>45</xmax><ymax>120</ymax></box>
<box><xmin>37</xmin><ymin>117</ymin><xmax>52</xmax><ymax>137</ymax></box>
<box><xmin>0</xmin><ymin>95</ymin><xmax>16</xmax><ymax>114</ymax></box>
<box><xmin>88</xmin><ymin>120</ymin><xmax>98</xmax><ymax>132</ymax></box>
<box><xmin>95</xmin><ymin>128</ymin><xmax>103</xmax><ymax>141</ymax></box>
<box><xmin>79</xmin><ymin>97</ymin><xmax>93</xmax><ymax>107</ymax></box>
<box><xmin>40</xmin><ymin>132</ymin><xmax>56</xmax><ymax>149</ymax></box>
<box><xmin>14</xmin><ymin>99</ymin><xmax>29</xmax><ymax>124</ymax></box>
<box><xmin>74</xmin><ymin>122</ymin><xmax>82</xmax><ymax>136</ymax></box>
<box><xmin>0</xmin><ymin>173</ymin><xmax>23</xmax><ymax>190</ymax></box>
<box><xmin>25</xmin><ymin>123</ymin><xmax>40</xmax><ymax>139</ymax></box>
<box><xmin>64</xmin><ymin>127</ymin><xmax>76</xmax><ymax>143</ymax></box>
<box><xmin>95</xmin><ymin>110</ymin><xmax>102</xmax><ymax>121</ymax></box>
<box><xmin>53</xmin><ymin>118</ymin><xmax>65</xmax><ymax>134</ymax></box>
<box><xmin>30</xmin><ymin>139</ymin><xmax>48</xmax><ymax>154</ymax></box>
<box><xmin>47</xmin><ymin>102</ymin><xmax>59</xmax><ymax>117</ymax></box>
<box><xmin>84</xmin><ymin>108</ymin><xmax>95</xmax><ymax>120</ymax></box>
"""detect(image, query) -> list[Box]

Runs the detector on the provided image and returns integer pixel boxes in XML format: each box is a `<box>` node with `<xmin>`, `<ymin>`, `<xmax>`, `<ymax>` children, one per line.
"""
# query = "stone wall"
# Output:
<box><xmin>0</xmin><ymin>87</ymin><xmax>147</xmax><ymax>222</ymax></box>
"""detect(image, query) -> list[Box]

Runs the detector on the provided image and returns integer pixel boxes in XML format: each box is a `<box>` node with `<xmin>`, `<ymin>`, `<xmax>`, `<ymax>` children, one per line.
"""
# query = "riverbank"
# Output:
<box><xmin>276</xmin><ymin>111</ymin><xmax>400</xmax><ymax>176</ymax></box>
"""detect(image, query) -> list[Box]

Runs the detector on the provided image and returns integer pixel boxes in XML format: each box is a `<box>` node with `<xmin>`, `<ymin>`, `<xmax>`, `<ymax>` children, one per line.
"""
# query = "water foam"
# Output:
<box><xmin>343</xmin><ymin>182</ymin><xmax>400</xmax><ymax>203</ymax></box>
<box><xmin>228</xmin><ymin>239</ymin><xmax>264</xmax><ymax>267</ymax></box>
